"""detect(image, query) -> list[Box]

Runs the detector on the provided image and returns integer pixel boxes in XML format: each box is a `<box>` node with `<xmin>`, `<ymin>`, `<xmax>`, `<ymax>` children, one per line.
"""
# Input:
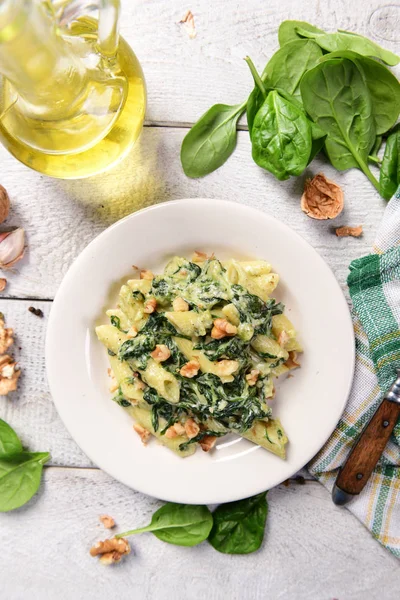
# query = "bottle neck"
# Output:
<box><xmin>0</xmin><ymin>0</ymin><xmax>86</xmax><ymax>115</ymax></box>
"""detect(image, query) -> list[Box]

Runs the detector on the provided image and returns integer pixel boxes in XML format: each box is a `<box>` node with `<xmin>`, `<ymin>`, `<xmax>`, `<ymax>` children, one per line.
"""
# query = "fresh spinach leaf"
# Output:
<box><xmin>319</xmin><ymin>50</ymin><xmax>400</xmax><ymax>135</ymax></box>
<box><xmin>380</xmin><ymin>131</ymin><xmax>400</xmax><ymax>200</ymax></box>
<box><xmin>0</xmin><ymin>451</ymin><xmax>50</xmax><ymax>512</ymax></box>
<box><xmin>251</xmin><ymin>90</ymin><xmax>312</xmax><ymax>180</ymax></box>
<box><xmin>0</xmin><ymin>419</ymin><xmax>22</xmax><ymax>457</ymax></box>
<box><xmin>296</xmin><ymin>27</ymin><xmax>400</xmax><ymax>66</ymax></box>
<box><xmin>263</xmin><ymin>40</ymin><xmax>323</xmax><ymax>99</ymax></box>
<box><xmin>117</xmin><ymin>503</ymin><xmax>213</xmax><ymax>547</ymax></box>
<box><xmin>369</xmin><ymin>135</ymin><xmax>383</xmax><ymax>164</ymax></box>
<box><xmin>245</xmin><ymin>56</ymin><xmax>268</xmax><ymax>138</ymax></box>
<box><xmin>181</xmin><ymin>102</ymin><xmax>247</xmax><ymax>178</ymax></box>
<box><xmin>278</xmin><ymin>20</ymin><xmax>324</xmax><ymax>46</ymax></box>
<box><xmin>208</xmin><ymin>492</ymin><xmax>268</xmax><ymax>554</ymax></box>
<box><xmin>309</xmin><ymin>121</ymin><xmax>327</xmax><ymax>163</ymax></box>
<box><xmin>300</xmin><ymin>58</ymin><xmax>379</xmax><ymax>190</ymax></box>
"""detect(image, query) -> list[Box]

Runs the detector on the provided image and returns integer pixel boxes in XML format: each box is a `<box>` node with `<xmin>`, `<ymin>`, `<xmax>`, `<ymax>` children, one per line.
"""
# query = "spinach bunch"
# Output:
<box><xmin>0</xmin><ymin>419</ymin><xmax>50</xmax><ymax>512</ymax></box>
<box><xmin>180</xmin><ymin>20</ymin><xmax>400</xmax><ymax>200</ymax></box>
<box><xmin>116</xmin><ymin>492</ymin><xmax>269</xmax><ymax>554</ymax></box>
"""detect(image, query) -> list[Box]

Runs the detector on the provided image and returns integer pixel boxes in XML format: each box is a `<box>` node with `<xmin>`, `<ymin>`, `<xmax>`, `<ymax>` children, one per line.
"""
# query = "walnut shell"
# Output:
<box><xmin>301</xmin><ymin>174</ymin><xmax>344</xmax><ymax>220</ymax></box>
<box><xmin>0</xmin><ymin>186</ymin><xmax>10</xmax><ymax>224</ymax></box>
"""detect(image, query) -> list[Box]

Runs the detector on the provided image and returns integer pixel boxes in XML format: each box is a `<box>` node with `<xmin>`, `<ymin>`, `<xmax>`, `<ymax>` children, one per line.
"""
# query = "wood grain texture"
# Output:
<box><xmin>0</xmin><ymin>127</ymin><xmax>386</xmax><ymax>299</ymax></box>
<box><xmin>1</xmin><ymin>467</ymin><xmax>398</xmax><ymax>600</ymax></box>
<box><xmin>0</xmin><ymin>0</ymin><xmax>398</xmax><ymax>595</ymax></box>
<box><xmin>0</xmin><ymin>300</ymin><xmax>90</xmax><ymax>466</ymax></box>
<box><xmin>336</xmin><ymin>400</ymin><xmax>400</xmax><ymax>495</ymax></box>
<box><xmin>119</xmin><ymin>0</ymin><xmax>400</xmax><ymax>124</ymax></box>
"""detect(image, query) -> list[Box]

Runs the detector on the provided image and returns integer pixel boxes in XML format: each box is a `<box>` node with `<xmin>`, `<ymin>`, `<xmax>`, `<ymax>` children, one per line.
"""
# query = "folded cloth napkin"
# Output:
<box><xmin>308</xmin><ymin>191</ymin><xmax>400</xmax><ymax>559</ymax></box>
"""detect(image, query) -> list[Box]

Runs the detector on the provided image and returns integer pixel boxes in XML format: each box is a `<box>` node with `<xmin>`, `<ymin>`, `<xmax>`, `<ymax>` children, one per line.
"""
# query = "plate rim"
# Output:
<box><xmin>46</xmin><ymin>198</ymin><xmax>355</xmax><ymax>503</ymax></box>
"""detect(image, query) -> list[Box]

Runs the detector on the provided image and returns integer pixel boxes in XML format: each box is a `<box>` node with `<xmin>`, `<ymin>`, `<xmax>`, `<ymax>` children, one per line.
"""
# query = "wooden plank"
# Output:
<box><xmin>120</xmin><ymin>0</ymin><xmax>400</xmax><ymax>124</ymax></box>
<box><xmin>0</xmin><ymin>127</ymin><xmax>384</xmax><ymax>300</ymax></box>
<box><xmin>0</xmin><ymin>467</ymin><xmax>397</xmax><ymax>600</ymax></box>
<box><xmin>0</xmin><ymin>299</ymin><xmax>91</xmax><ymax>466</ymax></box>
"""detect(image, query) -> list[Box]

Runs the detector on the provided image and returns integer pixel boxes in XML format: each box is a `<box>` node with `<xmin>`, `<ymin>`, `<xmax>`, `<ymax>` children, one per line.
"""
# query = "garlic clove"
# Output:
<box><xmin>0</xmin><ymin>228</ymin><xmax>25</xmax><ymax>269</ymax></box>
<box><xmin>0</xmin><ymin>278</ymin><xmax>7</xmax><ymax>292</ymax></box>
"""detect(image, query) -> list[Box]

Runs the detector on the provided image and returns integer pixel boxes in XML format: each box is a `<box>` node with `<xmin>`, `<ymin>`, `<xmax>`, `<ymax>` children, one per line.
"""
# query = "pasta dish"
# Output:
<box><xmin>96</xmin><ymin>252</ymin><xmax>302</xmax><ymax>458</ymax></box>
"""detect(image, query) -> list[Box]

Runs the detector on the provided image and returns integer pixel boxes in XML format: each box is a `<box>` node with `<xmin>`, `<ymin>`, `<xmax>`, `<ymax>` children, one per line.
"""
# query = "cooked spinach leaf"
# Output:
<box><xmin>209</xmin><ymin>492</ymin><xmax>268</xmax><ymax>554</ymax></box>
<box><xmin>118</xmin><ymin>334</ymin><xmax>156</xmax><ymax>369</ymax></box>
<box><xmin>110</xmin><ymin>315</ymin><xmax>127</xmax><ymax>332</ymax></box>
<box><xmin>179</xmin><ymin>429</ymin><xmax>226</xmax><ymax>451</ymax></box>
<box><xmin>231</xmin><ymin>285</ymin><xmax>284</xmax><ymax>334</ymax></box>
<box><xmin>112</xmin><ymin>386</ymin><xmax>131</xmax><ymax>408</ymax></box>
<box><xmin>195</xmin><ymin>336</ymin><xmax>247</xmax><ymax>360</ymax></box>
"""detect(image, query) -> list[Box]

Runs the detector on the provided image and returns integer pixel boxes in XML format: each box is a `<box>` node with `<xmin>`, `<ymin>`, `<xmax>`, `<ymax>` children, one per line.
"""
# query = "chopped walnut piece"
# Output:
<box><xmin>179</xmin><ymin>10</ymin><xmax>196</xmax><ymax>38</ymax></box>
<box><xmin>335</xmin><ymin>225</ymin><xmax>363</xmax><ymax>238</ymax></box>
<box><xmin>185</xmin><ymin>418</ymin><xmax>200</xmax><ymax>439</ymax></box>
<box><xmin>192</xmin><ymin>250</ymin><xmax>214</xmax><ymax>263</ymax></box>
<box><xmin>180</xmin><ymin>359</ymin><xmax>200</xmax><ymax>378</ymax></box>
<box><xmin>165</xmin><ymin>422</ymin><xmax>186</xmax><ymax>439</ymax></box>
<box><xmin>144</xmin><ymin>298</ymin><xmax>157</xmax><ymax>314</ymax></box>
<box><xmin>90</xmin><ymin>537</ymin><xmax>130</xmax><ymax>565</ymax></box>
<box><xmin>301</xmin><ymin>174</ymin><xmax>344</xmax><ymax>220</ymax></box>
<box><xmin>211</xmin><ymin>318</ymin><xmax>238</xmax><ymax>340</ymax></box>
<box><xmin>140</xmin><ymin>269</ymin><xmax>154</xmax><ymax>280</ymax></box>
<box><xmin>215</xmin><ymin>359</ymin><xmax>239</xmax><ymax>377</ymax></box>
<box><xmin>99</xmin><ymin>515</ymin><xmax>115</xmax><ymax>529</ymax></box>
<box><xmin>151</xmin><ymin>344</ymin><xmax>171</xmax><ymax>362</ymax></box>
<box><xmin>0</xmin><ymin>316</ymin><xmax>14</xmax><ymax>354</ymax></box>
<box><xmin>0</xmin><ymin>354</ymin><xmax>20</xmax><ymax>395</ymax></box>
<box><xmin>277</xmin><ymin>330</ymin><xmax>290</xmax><ymax>348</ymax></box>
<box><xmin>246</xmin><ymin>369</ymin><xmax>260</xmax><ymax>386</ymax></box>
<box><xmin>127</xmin><ymin>326</ymin><xmax>138</xmax><ymax>338</ymax></box>
<box><xmin>134</xmin><ymin>376</ymin><xmax>146</xmax><ymax>391</ymax></box>
<box><xmin>285</xmin><ymin>351</ymin><xmax>300</xmax><ymax>369</ymax></box>
<box><xmin>199</xmin><ymin>435</ymin><xmax>217</xmax><ymax>452</ymax></box>
<box><xmin>173</xmin><ymin>297</ymin><xmax>189</xmax><ymax>312</ymax></box>
<box><xmin>133</xmin><ymin>423</ymin><xmax>151</xmax><ymax>445</ymax></box>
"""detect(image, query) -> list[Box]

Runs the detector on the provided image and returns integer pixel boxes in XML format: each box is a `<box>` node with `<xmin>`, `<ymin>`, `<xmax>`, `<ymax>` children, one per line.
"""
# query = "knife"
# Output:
<box><xmin>332</xmin><ymin>369</ymin><xmax>400</xmax><ymax>506</ymax></box>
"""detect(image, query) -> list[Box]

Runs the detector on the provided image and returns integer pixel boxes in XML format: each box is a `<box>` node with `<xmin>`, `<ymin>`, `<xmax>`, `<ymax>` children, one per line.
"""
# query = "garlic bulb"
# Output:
<box><xmin>0</xmin><ymin>228</ymin><xmax>25</xmax><ymax>268</ymax></box>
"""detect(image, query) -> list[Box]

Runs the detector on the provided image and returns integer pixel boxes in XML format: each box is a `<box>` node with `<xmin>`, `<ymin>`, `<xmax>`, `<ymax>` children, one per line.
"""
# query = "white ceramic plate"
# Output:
<box><xmin>46</xmin><ymin>199</ymin><xmax>355</xmax><ymax>504</ymax></box>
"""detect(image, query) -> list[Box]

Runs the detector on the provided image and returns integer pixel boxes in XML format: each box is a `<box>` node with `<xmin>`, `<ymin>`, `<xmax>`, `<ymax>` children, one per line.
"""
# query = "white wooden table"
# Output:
<box><xmin>1</xmin><ymin>1</ymin><xmax>400</xmax><ymax>598</ymax></box>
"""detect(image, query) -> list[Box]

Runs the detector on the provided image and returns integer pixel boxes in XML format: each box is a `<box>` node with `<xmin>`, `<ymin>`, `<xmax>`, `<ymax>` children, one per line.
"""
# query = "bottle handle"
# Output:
<box><xmin>49</xmin><ymin>0</ymin><xmax>120</xmax><ymax>59</ymax></box>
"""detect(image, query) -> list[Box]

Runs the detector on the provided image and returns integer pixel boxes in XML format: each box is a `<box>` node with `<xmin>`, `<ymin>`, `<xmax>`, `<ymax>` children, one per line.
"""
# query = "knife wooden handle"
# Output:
<box><xmin>335</xmin><ymin>399</ymin><xmax>400</xmax><ymax>496</ymax></box>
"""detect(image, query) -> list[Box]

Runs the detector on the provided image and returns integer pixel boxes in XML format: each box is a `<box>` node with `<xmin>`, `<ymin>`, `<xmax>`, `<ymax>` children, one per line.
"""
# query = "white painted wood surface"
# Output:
<box><xmin>0</xmin><ymin>1</ymin><xmax>399</xmax><ymax>598</ymax></box>
<box><xmin>1</xmin><ymin>468</ymin><xmax>399</xmax><ymax>600</ymax></box>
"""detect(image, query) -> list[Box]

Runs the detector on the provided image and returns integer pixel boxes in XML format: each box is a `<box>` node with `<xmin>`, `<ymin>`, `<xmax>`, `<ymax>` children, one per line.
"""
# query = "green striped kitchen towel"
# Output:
<box><xmin>308</xmin><ymin>191</ymin><xmax>400</xmax><ymax>559</ymax></box>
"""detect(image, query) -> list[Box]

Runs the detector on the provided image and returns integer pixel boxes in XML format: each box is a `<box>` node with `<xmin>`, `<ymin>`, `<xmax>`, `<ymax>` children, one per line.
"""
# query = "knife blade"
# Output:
<box><xmin>332</xmin><ymin>369</ymin><xmax>400</xmax><ymax>506</ymax></box>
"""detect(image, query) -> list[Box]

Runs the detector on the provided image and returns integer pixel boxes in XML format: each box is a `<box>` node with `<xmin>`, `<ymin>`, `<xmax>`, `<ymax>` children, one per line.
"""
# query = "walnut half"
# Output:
<box><xmin>301</xmin><ymin>174</ymin><xmax>344</xmax><ymax>220</ymax></box>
